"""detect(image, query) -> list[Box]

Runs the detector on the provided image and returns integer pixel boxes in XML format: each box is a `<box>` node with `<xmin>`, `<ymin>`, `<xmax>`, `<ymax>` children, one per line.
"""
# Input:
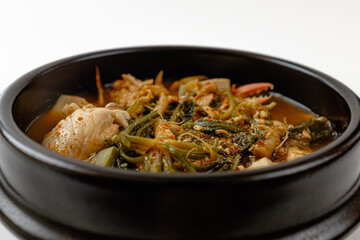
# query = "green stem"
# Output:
<box><xmin>170</xmin><ymin>103</ymin><xmax>182</xmax><ymax>122</ymax></box>
<box><xmin>231</xmin><ymin>155</ymin><xmax>241</xmax><ymax>170</ymax></box>
<box><xmin>136</xmin><ymin>117</ymin><xmax>159</xmax><ymax>136</ymax></box>
<box><xmin>127</xmin><ymin>98</ymin><xmax>140</xmax><ymax>117</ymax></box>
<box><xmin>220</xmin><ymin>89</ymin><xmax>236</xmax><ymax>119</ymax></box>
<box><xmin>264</xmin><ymin>101</ymin><xmax>277</xmax><ymax>110</ymax></box>
<box><xmin>125</xmin><ymin>135</ymin><xmax>158</xmax><ymax>147</ymax></box>
<box><xmin>126</xmin><ymin>111</ymin><xmax>160</xmax><ymax>135</ymax></box>
<box><xmin>119</xmin><ymin>144</ymin><xmax>145</xmax><ymax>163</ymax></box>
<box><xmin>158</xmin><ymin>143</ymin><xmax>196</xmax><ymax>173</ymax></box>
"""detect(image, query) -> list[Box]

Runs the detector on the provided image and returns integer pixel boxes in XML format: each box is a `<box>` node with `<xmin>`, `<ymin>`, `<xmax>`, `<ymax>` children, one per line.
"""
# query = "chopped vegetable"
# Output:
<box><xmin>90</xmin><ymin>146</ymin><xmax>119</xmax><ymax>167</ymax></box>
<box><xmin>38</xmin><ymin>70</ymin><xmax>337</xmax><ymax>173</ymax></box>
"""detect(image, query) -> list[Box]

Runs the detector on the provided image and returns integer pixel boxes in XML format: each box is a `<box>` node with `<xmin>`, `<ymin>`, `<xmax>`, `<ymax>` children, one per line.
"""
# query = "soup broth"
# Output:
<box><xmin>27</xmin><ymin>72</ymin><xmax>336</xmax><ymax>173</ymax></box>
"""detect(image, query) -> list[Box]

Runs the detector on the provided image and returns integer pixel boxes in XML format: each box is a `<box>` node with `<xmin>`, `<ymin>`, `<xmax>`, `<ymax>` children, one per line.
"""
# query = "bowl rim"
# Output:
<box><xmin>1</xmin><ymin>45</ymin><xmax>359</xmax><ymax>182</ymax></box>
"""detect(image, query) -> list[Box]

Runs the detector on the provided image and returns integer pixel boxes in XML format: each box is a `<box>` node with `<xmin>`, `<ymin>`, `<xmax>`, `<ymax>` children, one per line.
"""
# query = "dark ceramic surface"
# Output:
<box><xmin>0</xmin><ymin>46</ymin><xmax>359</xmax><ymax>239</ymax></box>
<box><xmin>2</xmin><ymin>170</ymin><xmax>360</xmax><ymax>240</ymax></box>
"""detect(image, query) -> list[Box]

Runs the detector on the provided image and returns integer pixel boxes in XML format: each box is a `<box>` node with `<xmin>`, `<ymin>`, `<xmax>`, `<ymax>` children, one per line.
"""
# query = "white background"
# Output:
<box><xmin>1</xmin><ymin>0</ymin><xmax>360</xmax><ymax>239</ymax></box>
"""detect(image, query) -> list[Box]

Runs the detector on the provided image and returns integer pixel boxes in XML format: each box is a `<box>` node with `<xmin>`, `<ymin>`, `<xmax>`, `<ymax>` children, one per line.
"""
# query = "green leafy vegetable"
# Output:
<box><xmin>289</xmin><ymin>118</ymin><xmax>335</xmax><ymax>144</ymax></box>
<box><xmin>233</xmin><ymin>132</ymin><xmax>258</xmax><ymax>151</ymax></box>
<box><xmin>194</xmin><ymin>120</ymin><xmax>244</xmax><ymax>133</ymax></box>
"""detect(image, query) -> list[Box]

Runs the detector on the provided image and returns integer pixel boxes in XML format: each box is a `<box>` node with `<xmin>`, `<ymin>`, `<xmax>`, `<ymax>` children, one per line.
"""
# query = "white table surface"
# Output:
<box><xmin>1</xmin><ymin>0</ymin><xmax>360</xmax><ymax>239</ymax></box>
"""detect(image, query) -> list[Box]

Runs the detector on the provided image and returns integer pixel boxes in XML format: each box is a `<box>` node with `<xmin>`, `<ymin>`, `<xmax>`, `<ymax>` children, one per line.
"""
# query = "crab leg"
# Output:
<box><xmin>233</xmin><ymin>82</ymin><xmax>274</xmax><ymax>97</ymax></box>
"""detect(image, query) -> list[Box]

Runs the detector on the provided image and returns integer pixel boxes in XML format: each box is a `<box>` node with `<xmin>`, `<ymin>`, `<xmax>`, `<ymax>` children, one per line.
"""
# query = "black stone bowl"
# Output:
<box><xmin>0</xmin><ymin>46</ymin><xmax>359</xmax><ymax>239</ymax></box>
